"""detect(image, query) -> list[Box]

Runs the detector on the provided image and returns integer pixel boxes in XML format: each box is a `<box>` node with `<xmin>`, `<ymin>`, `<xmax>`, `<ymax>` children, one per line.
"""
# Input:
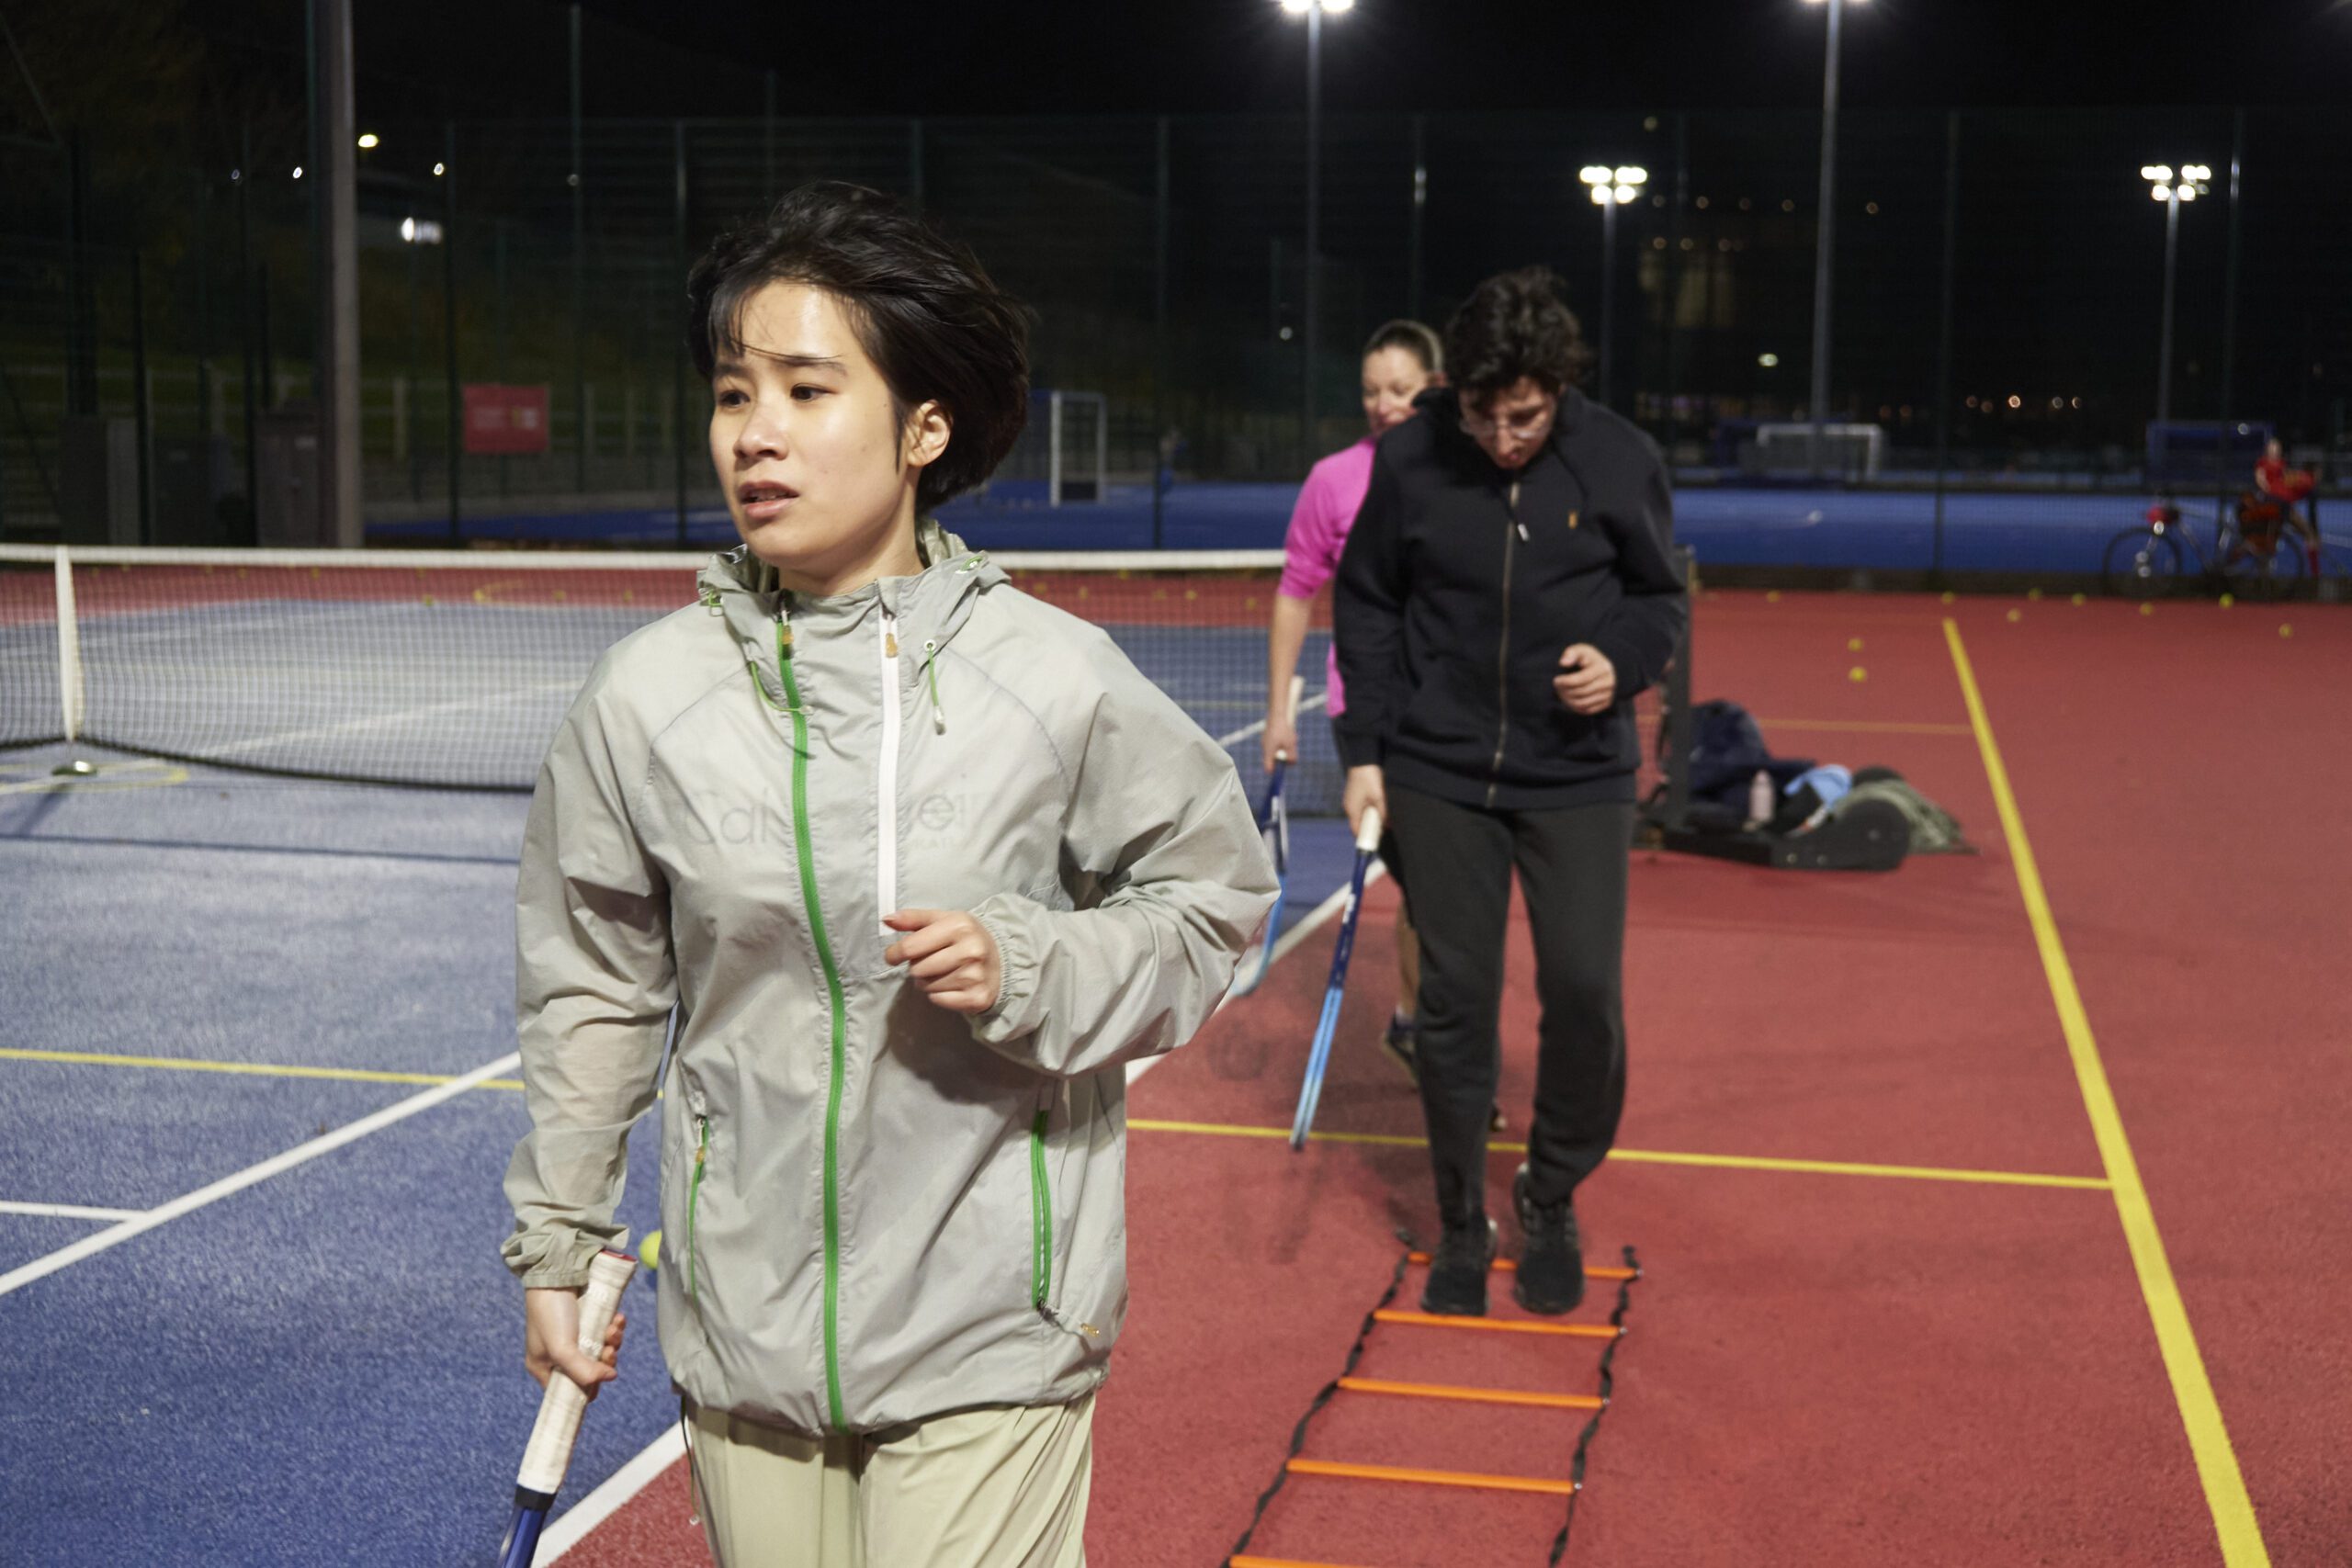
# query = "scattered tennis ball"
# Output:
<box><xmin>2139</xmin><ymin>603</ymin><xmax>2154</xmax><ymax>616</ymax></box>
<box><xmin>2027</xmin><ymin>587</ymin><xmax>2044</xmax><ymax>601</ymax></box>
<box><xmin>2279</xmin><ymin>624</ymin><xmax>2293</xmax><ymax>638</ymax></box>
<box><xmin>2070</xmin><ymin>592</ymin><xmax>2086</xmax><ymax>605</ymax></box>
<box><xmin>1766</xmin><ymin>591</ymin><xmax>1782</xmax><ymax>603</ymax></box>
<box><xmin>2219</xmin><ymin>593</ymin><xmax>2234</xmax><ymax>608</ymax></box>
<box><xmin>1849</xmin><ymin>666</ymin><xmax>1868</xmax><ymax>682</ymax></box>
<box><xmin>1848</xmin><ymin>637</ymin><xmax>1864</xmax><ymax>651</ymax></box>
<box><xmin>2006</xmin><ymin>608</ymin><xmax>2022</xmax><ymax>622</ymax></box>
<box><xmin>1940</xmin><ymin>592</ymin><xmax>1955</xmax><ymax>604</ymax></box>
<box><xmin>642</xmin><ymin>1229</ymin><xmax>662</xmax><ymax>1271</ymax></box>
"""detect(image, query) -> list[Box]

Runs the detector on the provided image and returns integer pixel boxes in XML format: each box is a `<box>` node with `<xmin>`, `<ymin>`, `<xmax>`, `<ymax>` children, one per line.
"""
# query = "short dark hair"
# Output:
<box><xmin>687</xmin><ymin>182</ymin><xmax>1031</xmax><ymax>512</ymax></box>
<box><xmin>1443</xmin><ymin>266</ymin><xmax>1590</xmax><ymax>409</ymax></box>
<box><xmin>1362</xmin><ymin>319</ymin><xmax>1443</xmax><ymax>375</ymax></box>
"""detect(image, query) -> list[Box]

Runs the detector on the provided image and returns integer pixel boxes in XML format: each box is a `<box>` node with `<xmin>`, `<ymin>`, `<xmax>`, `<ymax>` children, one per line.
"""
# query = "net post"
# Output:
<box><xmin>52</xmin><ymin>547</ymin><xmax>84</xmax><ymax>744</ymax></box>
<box><xmin>1048</xmin><ymin>390</ymin><xmax>1065</xmax><ymax>508</ymax></box>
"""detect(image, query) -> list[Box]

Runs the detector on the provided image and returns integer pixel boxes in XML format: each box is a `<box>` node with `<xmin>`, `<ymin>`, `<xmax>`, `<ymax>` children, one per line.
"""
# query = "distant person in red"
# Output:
<box><xmin>2253</xmin><ymin>439</ymin><xmax>2320</xmax><ymax>573</ymax></box>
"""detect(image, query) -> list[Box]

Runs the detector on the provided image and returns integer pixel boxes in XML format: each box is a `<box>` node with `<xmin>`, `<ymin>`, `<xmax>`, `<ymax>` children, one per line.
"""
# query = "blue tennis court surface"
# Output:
<box><xmin>0</xmin><ymin>742</ymin><xmax>1358</xmax><ymax>1566</ymax></box>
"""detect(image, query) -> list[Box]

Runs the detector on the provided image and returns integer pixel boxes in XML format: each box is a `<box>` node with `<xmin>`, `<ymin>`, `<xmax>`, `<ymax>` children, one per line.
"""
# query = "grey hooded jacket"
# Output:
<box><xmin>501</xmin><ymin>523</ymin><xmax>1276</xmax><ymax>1436</ymax></box>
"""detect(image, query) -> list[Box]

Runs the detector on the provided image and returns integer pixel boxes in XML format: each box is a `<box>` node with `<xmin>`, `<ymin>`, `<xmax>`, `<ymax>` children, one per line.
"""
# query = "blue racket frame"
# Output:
<box><xmin>1229</xmin><ymin>758</ymin><xmax>1291</xmax><ymax>998</ymax></box>
<box><xmin>1288</xmin><ymin>807</ymin><xmax>1383</xmax><ymax>1150</ymax></box>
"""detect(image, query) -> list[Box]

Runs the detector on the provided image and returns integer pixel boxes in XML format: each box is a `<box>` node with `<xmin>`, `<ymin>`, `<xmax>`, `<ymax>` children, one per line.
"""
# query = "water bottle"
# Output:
<box><xmin>1746</xmin><ymin>770</ymin><xmax>1773</xmax><ymax>832</ymax></box>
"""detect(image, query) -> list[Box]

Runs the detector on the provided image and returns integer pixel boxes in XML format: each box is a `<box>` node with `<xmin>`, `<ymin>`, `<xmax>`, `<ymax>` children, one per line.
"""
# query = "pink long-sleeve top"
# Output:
<box><xmin>1276</xmin><ymin>435</ymin><xmax>1376</xmax><ymax>716</ymax></box>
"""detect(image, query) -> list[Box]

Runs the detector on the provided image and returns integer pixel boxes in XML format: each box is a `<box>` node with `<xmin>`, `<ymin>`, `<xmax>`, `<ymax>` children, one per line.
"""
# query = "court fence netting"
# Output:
<box><xmin>1</xmin><ymin>543</ymin><xmax>1690</xmax><ymax>821</ymax></box>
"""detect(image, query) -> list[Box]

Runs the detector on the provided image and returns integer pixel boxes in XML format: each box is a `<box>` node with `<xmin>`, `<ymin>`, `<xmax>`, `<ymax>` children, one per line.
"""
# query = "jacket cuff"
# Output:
<box><xmin>1591</xmin><ymin>636</ymin><xmax>1652</xmax><ymax>701</ymax></box>
<box><xmin>1333</xmin><ymin>723</ymin><xmax>1384</xmax><ymax>771</ymax></box>
<box><xmin>967</xmin><ymin>894</ymin><xmax>1042</xmax><ymax>1045</ymax></box>
<box><xmin>506</xmin><ymin>1224</ymin><xmax>609</xmax><ymax>1291</ymax></box>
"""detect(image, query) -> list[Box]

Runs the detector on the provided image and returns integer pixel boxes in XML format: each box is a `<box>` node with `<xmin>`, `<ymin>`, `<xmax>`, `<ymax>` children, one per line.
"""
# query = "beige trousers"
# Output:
<box><xmin>684</xmin><ymin>1393</ymin><xmax>1093</xmax><ymax>1568</ymax></box>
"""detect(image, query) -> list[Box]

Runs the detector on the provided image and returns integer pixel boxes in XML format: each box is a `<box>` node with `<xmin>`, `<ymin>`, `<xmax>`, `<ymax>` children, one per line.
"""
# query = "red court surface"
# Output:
<box><xmin>558</xmin><ymin>589</ymin><xmax>2347</xmax><ymax>1568</ymax></box>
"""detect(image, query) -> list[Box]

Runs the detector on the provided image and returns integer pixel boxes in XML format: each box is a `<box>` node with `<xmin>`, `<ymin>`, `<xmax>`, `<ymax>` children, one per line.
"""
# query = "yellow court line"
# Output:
<box><xmin>0</xmin><ymin>1047</ymin><xmax>526</xmax><ymax>1093</ymax></box>
<box><xmin>0</xmin><ymin>1055</ymin><xmax>2104</xmax><ymax>1193</ymax></box>
<box><xmin>1125</xmin><ymin>1117</ymin><xmax>2105</xmax><ymax>1190</ymax></box>
<box><xmin>1943</xmin><ymin>618</ymin><xmax>2267</xmax><ymax>1566</ymax></box>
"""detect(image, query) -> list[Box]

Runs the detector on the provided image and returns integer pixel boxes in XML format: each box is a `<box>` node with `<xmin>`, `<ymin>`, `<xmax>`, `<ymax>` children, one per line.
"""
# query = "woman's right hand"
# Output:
<box><xmin>1261</xmin><ymin>713</ymin><xmax>1299</xmax><ymax>774</ymax></box>
<box><xmin>1343</xmin><ymin>764</ymin><xmax>1387</xmax><ymax>839</ymax></box>
<box><xmin>525</xmin><ymin>1284</ymin><xmax>626</xmax><ymax>1399</ymax></box>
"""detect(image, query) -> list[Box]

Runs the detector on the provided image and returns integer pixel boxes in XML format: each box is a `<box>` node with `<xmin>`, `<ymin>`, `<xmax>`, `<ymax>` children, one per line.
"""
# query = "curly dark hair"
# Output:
<box><xmin>687</xmin><ymin>182</ymin><xmax>1032</xmax><ymax>512</ymax></box>
<box><xmin>1442</xmin><ymin>266</ymin><xmax>1591</xmax><ymax>409</ymax></box>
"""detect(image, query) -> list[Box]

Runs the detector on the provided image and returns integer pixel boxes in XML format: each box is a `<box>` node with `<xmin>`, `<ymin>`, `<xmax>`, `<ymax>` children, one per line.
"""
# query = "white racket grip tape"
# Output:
<box><xmin>1353</xmin><ymin>805</ymin><xmax>1383</xmax><ymax>853</ymax></box>
<box><xmin>515</xmin><ymin>1248</ymin><xmax>637</xmax><ymax>1497</ymax></box>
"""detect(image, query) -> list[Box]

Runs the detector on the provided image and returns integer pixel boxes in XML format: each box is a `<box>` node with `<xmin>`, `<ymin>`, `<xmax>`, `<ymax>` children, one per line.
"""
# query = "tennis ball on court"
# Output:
<box><xmin>642</xmin><ymin>1229</ymin><xmax>662</xmax><ymax>1271</ymax></box>
<box><xmin>1848</xmin><ymin>637</ymin><xmax>1864</xmax><ymax>651</ymax></box>
<box><xmin>1940</xmin><ymin>592</ymin><xmax>1956</xmax><ymax>604</ymax></box>
<box><xmin>1767</xmin><ymin>591</ymin><xmax>1782</xmax><ymax>603</ymax></box>
<box><xmin>2071</xmin><ymin>592</ymin><xmax>2086</xmax><ymax>605</ymax></box>
<box><xmin>2140</xmin><ymin>603</ymin><xmax>2154</xmax><ymax>616</ymax></box>
<box><xmin>2028</xmin><ymin>588</ymin><xmax>2044</xmax><ymax>601</ymax></box>
<box><xmin>2219</xmin><ymin>593</ymin><xmax>2235</xmax><ymax>608</ymax></box>
<box><xmin>2279</xmin><ymin>624</ymin><xmax>2293</xmax><ymax>638</ymax></box>
<box><xmin>1849</xmin><ymin>666</ymin><xmax>1868</xmax><ymax>682</ymax></box>
<box><xmin>2007</xmin><ymin>608</ymin><xmax>2022</xmax><ymax>622</ymax></box>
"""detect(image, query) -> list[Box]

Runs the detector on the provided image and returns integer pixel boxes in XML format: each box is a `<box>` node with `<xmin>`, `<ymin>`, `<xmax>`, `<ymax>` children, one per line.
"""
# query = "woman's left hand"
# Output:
<box><xmin>884</xmin><ymin>909</ymin><xmax>1004</xmax><ymax>1013</ymax></box>
<box><xmin>1554</xmin><ymin>644</ymin><xmax>1617</xmax><ymax>715</ymax></box>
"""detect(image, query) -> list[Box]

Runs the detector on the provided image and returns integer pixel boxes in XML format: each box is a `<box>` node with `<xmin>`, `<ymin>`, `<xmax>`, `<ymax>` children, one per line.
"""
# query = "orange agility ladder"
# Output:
<box><xmin>1219</xmin><ymin>1236</ymin><xmax>1643</xmax><ymax>1568</ymax></box>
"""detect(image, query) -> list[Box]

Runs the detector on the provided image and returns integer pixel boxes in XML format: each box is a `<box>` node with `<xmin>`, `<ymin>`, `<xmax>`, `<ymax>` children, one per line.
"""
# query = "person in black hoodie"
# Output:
<box><xmin>1333</xmin><ymin>266</ymin><xmax>1686</xmax><ymax>1317</ymax></box>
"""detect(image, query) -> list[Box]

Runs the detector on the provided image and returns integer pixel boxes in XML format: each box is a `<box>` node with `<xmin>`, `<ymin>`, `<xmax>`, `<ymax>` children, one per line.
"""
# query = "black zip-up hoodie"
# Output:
<box><xmin>1332</xmin><ymin>384</ymin><xmax>1688</xmax><ymax>811</ymax></box>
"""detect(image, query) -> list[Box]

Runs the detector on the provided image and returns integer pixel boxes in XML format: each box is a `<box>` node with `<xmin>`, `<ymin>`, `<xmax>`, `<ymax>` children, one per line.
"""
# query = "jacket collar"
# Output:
<box><xmin>696</xmin><ymin>517</ymin><xmax>1006</xmax><ymax>670</ymax></box>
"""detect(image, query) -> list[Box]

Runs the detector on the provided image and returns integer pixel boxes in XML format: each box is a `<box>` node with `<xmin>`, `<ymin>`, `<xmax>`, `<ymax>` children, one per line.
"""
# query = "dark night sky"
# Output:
<box><xmin>337</xmin><ymin>0</ymin><xmax>2352</xmax><ymax>121</ymax></box>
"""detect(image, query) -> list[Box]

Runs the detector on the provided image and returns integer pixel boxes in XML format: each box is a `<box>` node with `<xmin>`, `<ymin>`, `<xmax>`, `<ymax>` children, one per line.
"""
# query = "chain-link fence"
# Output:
<box><xmin>4</xmin><ymin>106</ymin><xmax>2346</xmax><ymax>574</ymax></box>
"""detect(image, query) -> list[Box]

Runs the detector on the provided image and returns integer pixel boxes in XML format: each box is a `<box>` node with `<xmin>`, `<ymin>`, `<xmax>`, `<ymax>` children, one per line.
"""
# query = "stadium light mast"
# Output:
<box><xmin>1800</xmin><ymin>0</ymin><xmax>1867</xmax><ymax>479</ymax></box>
<box><xmin>2140</xmin><ymin>163</ymin><xmax>2210</xmax><ymax>429</ymax></box>
<box><xmin>1279</xmin><ymin>0</ymin><xmax>1352</xmax><ymax>472</ymax></box>
<box><xmin>1580</xmin><ymin>165</ymin><xmax>1648</xmax><ymax>408</ymax></box>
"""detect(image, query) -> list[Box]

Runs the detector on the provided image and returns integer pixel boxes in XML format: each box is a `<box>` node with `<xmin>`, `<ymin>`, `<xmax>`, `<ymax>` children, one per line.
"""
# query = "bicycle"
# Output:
<box><xmin>2101</xmin><ymin>492</ymin><xmax>2310</xmax><ymax>602</ymax></box>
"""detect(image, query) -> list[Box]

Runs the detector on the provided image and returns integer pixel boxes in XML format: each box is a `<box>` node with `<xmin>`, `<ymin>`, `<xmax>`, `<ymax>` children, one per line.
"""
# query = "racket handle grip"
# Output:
<box><xmin>1354</xmin><ymin>806</ymin><xmax>1383</xmax><ymax>853</ymax></box>
<box><xmin>514</xmin><ymin>1248</ymin><xmax>637</xmax><ymax>1498</ymax></box>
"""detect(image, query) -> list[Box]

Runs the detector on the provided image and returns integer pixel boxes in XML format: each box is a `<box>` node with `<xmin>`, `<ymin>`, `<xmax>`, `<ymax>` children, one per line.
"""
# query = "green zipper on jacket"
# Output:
<box><xmin>1028</xmin><ymin>1108</ymin><xmax>1053</xmax><ymax>1310</ymax></box>
<box><xmin>684</xmin><ymin>1114</ymin><xmax>709</xmax><ymax>1301</ymax></box>
<box><xmin>774</xmin><ymin>613</ymin><xmax>852</xmax><ymax>1431</ymax></box>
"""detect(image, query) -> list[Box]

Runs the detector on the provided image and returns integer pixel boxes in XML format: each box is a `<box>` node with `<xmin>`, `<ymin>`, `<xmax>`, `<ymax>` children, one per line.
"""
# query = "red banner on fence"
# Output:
<box><xmin>462</xmin><ymin>384</ymin><xmax>550</xmax><ymax>456</ymax></box>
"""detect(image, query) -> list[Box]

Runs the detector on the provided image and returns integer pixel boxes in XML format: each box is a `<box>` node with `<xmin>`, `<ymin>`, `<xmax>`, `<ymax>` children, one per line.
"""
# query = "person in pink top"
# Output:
<box><xmin>1263</xmin><ymin>321</ymin><xmax>1470</xmax><ymax>1098</ymax></box>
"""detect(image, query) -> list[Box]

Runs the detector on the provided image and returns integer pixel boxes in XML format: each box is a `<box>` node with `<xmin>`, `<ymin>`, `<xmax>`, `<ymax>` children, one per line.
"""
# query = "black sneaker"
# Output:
<box><xmin>1420</xmin><ymin>1215</ymin><xmax>1498</xmax><ymax>1315</ymax></box>
<box><xmin>1511</xmin><ymin>1165</ymin><xmax>1585</xmax><ymax>1315</ymax></box>
<box><xmin>1379</xmin><ymin>1012</ymin><xmax>1420</xmax><ymax>1085</ymax></box>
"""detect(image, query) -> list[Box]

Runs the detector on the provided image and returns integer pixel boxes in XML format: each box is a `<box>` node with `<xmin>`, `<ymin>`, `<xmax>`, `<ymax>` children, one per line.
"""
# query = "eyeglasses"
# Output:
<box><xmin>1459</xmin><ymin>404</ymin><xmax>1555</xmax><ymax>443</ymax></box>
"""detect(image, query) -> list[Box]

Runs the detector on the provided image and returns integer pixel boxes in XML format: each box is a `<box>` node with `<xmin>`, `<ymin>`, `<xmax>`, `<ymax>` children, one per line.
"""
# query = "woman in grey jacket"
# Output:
<box><xmin>502</xmin><ymin>183</ymin><xmax>1275</xmax><ymax>1568</ymax></box>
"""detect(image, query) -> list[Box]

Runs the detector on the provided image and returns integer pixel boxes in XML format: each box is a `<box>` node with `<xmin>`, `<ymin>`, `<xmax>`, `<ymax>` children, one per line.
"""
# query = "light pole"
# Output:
<box><xmin>1801</xmin><ymin>0</ymin><xmax>1866</xmax><ymax>478</ymax></box>
<box><xmin>1279</xmin><ymin>0</ymin><xmax>1352</xmax><ymax>471</ymax></box>
<box><xmin>2140</xmin><ymin>163</ymin><xmax>2210</xmax><ymax>428</ymax></box>
<box><xmin>1580</xmin><ymin>165</ymin><xmax>1648</xmax><ymax>408</ymax></box>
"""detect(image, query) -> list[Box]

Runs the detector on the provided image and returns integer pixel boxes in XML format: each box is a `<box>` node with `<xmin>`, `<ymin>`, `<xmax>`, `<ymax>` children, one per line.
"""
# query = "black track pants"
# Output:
<box><xmin>1383</xmin><ymin>784</ymin><xmax>1631</xmax><ymax>1224</ymax></box>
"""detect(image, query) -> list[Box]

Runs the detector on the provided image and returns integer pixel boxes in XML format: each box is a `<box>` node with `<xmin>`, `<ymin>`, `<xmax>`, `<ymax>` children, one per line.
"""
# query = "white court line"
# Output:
<box><xmin>1214</xmin><ymin>688</ymin><xmax>1329</xmax><ymax>750</ymax></box>
<box><xmin>0</xmin><ymin>1050</ymin><xmax>520</xmax><ymax>1298</ymax></box>
<box><xmin>537</xmin><ymin>1421</ymin><xmax>689</xmax><ymax>1562</ymax></box>
<box><xmin>0</xmin><ymin>1200</ymin><xmax>147</xmax><ymax>1222</ymax></box>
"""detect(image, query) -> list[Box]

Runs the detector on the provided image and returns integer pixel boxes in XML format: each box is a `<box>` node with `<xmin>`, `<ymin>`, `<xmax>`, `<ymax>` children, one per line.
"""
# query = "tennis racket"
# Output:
<box><xmin>1288</xmin><ymin>805</ymin><xmax>1382</xmax><ymax>1150</ymax></box>
<box><xmin>496</xmin><ymin>1247</ymin><xmax>638</xmax><ymax>1567</ymax></box>
<box><xmin>1231</xmin><ymin>675</ymin><xmax>1304</xmax><ymax>998</ymax></box>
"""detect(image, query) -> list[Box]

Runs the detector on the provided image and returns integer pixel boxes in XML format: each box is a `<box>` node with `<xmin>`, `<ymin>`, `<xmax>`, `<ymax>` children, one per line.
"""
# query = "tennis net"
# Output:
<box><xmin>0</xmin><ymin>545</ymin><xmax>1340</xmax><ymax>809</ymax></box>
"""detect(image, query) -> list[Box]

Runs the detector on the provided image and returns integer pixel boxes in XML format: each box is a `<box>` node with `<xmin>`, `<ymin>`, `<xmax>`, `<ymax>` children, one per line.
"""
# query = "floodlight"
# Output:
<box><xmin>1580</xmin><ymin>166</ymin><xmax>1611</xmax><ymax>184</ymax></box>
<box><xmin>401</xmin><ymin>217</ymin><xmax>415</xmax><ymax>242</ymax></box>
<box><xmin>1279</xmin><ymin>0</ymin><xmax>1312</xmax><ymax>12</ymax></box>
<box><xmin>1590</xmin><ymin>186</ymin><xmax>1609</xmax><ymax>205</ymax></box>
<box><xmin>357</xmin><ymin>133</ymin><xmax>379</xmax><ymax>150</ymax></box>
<box><xmin>2177</xmin><ymin>185</ymin><xmax>2197</xmax><ymax>200</ymax></box>
<box><xmin>2182</xmin><ymin>164</ymin><xmax>2210</xmax><ymax>181</ymax></box>
<box><xmin>1612</xmin><ymin>185</ymin><xmax>1635</xmax><ymax>203</ymax></box>
<box><xmin>2140</xmin><ymin>164</ymin><xmax>2172</xmax><ymax>183</ymax></box>
<box><xmin>1615</xmin><ymin>166</ymin><xmax>1648</xmax><ymax>185</ymax></box>
<box><xmin>2150</xmin><ymin>186</ymin><xmax>2169</xmax><ymax>201</ymax></box>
